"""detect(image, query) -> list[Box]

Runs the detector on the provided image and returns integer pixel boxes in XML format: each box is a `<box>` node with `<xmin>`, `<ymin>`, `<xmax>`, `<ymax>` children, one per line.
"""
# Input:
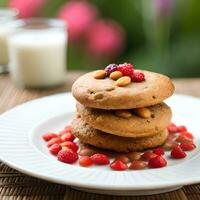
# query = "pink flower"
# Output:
<box><xmin>86</xmin><ymin>20</ymin><xmax>125</xmax><ymax>60</ymax></box>
<box><xmin>58</xmin><ymin>1</ymin><xmax>98</xmax><ymax>42</ymax></box>
<box><xmin>9</xmin><ymin>0</ymin><xmax>46</xmax><ymax>18</ymax></box>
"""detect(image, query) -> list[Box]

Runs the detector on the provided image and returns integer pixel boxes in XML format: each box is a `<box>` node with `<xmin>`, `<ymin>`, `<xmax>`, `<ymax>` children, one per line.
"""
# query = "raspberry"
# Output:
<box><xmin>153</xmin><ymin>148</ymin><xmax>165</xmax><ymax>156</ymax></box>
<box><xmin>171</xmin><ymin>145</ymin><xmax>186</xmax><ymax>159</ymax></box>
<box><xmin>60</xmin><ymin>132</ymin><xmax>75</xmax><ymax>142</ymax></box>
<box><xmin>163</xmin><ymin>141</ymin><xmax>178</xmax><ymax>150</ymax></box>
<box><xmin>177</xmin><ymin>125</ymin><xmax>187</xmax><ymax>132</ymax></box>
<box><xmin>64</xmin><ymin>125</ymin><xmax>72</xmax><ymax>132</ymax></box>
<box><xmin>115</xmin><ymin>154</ymin><xmax>130</xmax><ymax>163</ymax></box>
<box><xmin>180</xmin><ymin>142</ymin><xmax>196</xmax><ymax>151</ymax></box>
<box><xmin>126</xmin><ymin>152</ymin><xmax>141</xmax><ymax>161</ymax></box>
<box><xmin>141</xmin><ymin>151</ymin><xmax>157</xmax><ymax>161</ymax></box>
<box><xmin>148</xmin><ymin>156</ymin><xmax>167</xmax><ymax>168</ymax></box>
<box><xmin>167</xmin><ymin>123</ymin><xmax>178</xmax><ymax>133</ymax></box>
<box><xmin>57</xmin><ymin>149</ymin><xmax>78</xmax><ymax>164</ymax></box>
<box><xmin>78</xmin><ymin>148</ymin><xmax>97</xmax><ymax>157</ymax></box>
<box><xmin>91</xmin><ymin>153</ymin><xmax>110</xmax><ymax>165</ymax></box>
<box><xmin>131</xmin><ymin>72</ymin><xmax>145</xmax><ymax>82</ymax></box>
<box><xmin>61</xmin><ymin>141</ymin><xmax>78</xmax><ymax>152</ymax></box>
<box><xmin>129</xmin><ymin>160</ymin><xmax>147</xmax><ymax>170</ymax></box>
<box><xmin>79</xmin><ymin>156</ymin><xmax>93</xmax><ymax>167</ymax></box>
<box><xmin>117</xmin><ymin>63</ymin><xmax>134</xmax><ymax>76</ymax></box>
<box><xmin>176</xmin><ymin>132</ymin><xmax>193</xmax><ymax>143</ymax></box>
<box><xmin>110</xmin><ymin>160</ymin><xmax>128</xmax><ymax>171</ymax></box>
<box><xmin>42</xmin><ymin>133</ymin><xmax>58</xmax><ymax>141</ymax></box>
<box><xmin>104</xmin><ymin>64</ymin><xmax>118</xmax><ymax>75</ymax></box>
<box><xmin>47</xmin><ymin>137</ymin><xmax>61</xmax><ymax>147</ymax></box>
<box><xmin>49</xmin><ymin>144</ymin><xmax>62</xmax><ymax>155</ymax></box>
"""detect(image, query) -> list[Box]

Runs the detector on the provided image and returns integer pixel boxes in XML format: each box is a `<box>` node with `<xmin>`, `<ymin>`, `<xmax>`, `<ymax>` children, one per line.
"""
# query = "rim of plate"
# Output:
<box><xmin>0</xmin><ymin>92</ymin><xmax>200</xmax><ymax>191</ymax></box>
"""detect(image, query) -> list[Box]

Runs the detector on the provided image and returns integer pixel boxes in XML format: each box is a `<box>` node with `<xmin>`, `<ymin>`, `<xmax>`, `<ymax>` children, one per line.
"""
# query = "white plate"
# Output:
<box><xmin>0</xmin><ymin>93</ymin><xmax>200</xmax><ymax>196</ymax></box>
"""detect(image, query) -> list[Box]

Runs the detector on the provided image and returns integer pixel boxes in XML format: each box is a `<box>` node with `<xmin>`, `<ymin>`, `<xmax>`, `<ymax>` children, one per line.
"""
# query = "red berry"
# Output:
<box><xmin>110</xmin><ymin>160</ymin><xmax>128</xmax><ymax>171</ymax></box>
<box><xmin>117</xmin><ymin>63</ymin><xmax>134</xmax><ymax>76</ymax></box>
<box><xmin>153</xmin><ymin>148</ymin><xmax>165</xmax><ymax>156</ymax></box>
<box><xmin>61</xmin><ymin>141</ymin><xmax>78</xmax><ymax>152</ymax></box>
<box><xmin>47</xmin><ymin>137</ymin><xmax>61</xmax><ymax>147</ymax></box>
<box><xmin>91</xmin><ymin>153</ymin><xmax>110</xmax><ymax>165</ymax></box>
<box><xmin>115</xmin><ymin>154</ymin><xmax>130</xmax><ymax>164</ymax></box>
<box><xmin>129</xmin><ymin>160</ymin><xmax>147</xmax><ymax>170</ymax></box>
<box><xmin>60</xmin><ymin>132</ymin><xmax>75</xmax><ymax>142</ymax></box>
<box><xmin>141</xmin><ymin>151</ymin><xmax>157</xmax><ymax>161</ymax></box>
<box><xmin>79</xmin><ymin>156</ymin><xmax>93</xmax><ymax>167</ymax></box>
<box><xmin>180</xmin><ymin>142</ymin><xmax>196</xmax><ymax>151</ymax></box>
<box><xmin>105</xmin><ymin>64</ymin><xmax>118</xmax><ymax>75</ymax></box>
<box><xmin>57</xmin><ymin>149</ymin><xmax>78</xmax><ymax>164</ymax></box>
<box><xmin>42</xmin><ymin>133</ymin><xmax>58</xmax><ymax>141</ymax></box>
<box><xmin>131</xmin><ymin>72</ymin><xmax>145</xmax><ymax>82</ymax></box>
<box><xmin>176</xmin><ymin>132</ymin><xmax>193</xmax><ymax>143</ymax></box>
<box><xmin>163</xmin><ymin>141</ymin><xmax>178</xmax><ymax>150</ymax></box>
<box><xmin>167</xmin><ymin>123</ymin><xmax>178</xmax><ymax>133</ymax></box>
<box><xmin>171</xmin><ymin>145</ymin><xmax>186</xmax><ymax>159</ymax></box>
<box><xmin>177</xmin><ymin>125</ymin><xmax>187</xmax><ymax>132</ymax></box>
<box><xmin>126</xmin><ymin>152</ymin><xmax>141</xmax><ymax>161</ymax></box>
<box><xmin>78</xmin><ymin>148</ymin><xmax>97</xmax><ymax>157</ymax></box>
<box><xmin>148</xmin><ymin>156</ymin><xmax>167</xmax><ymax>168</ymax></box>
<box><xmin>49</xmin><ymin>144</ymin><xmax>62</xmax><ymax>155</ymax></box>
<box><xmin>64</xmin><ymin>125</ymin><xmax>72</xmax><ymax>132</ymax></box>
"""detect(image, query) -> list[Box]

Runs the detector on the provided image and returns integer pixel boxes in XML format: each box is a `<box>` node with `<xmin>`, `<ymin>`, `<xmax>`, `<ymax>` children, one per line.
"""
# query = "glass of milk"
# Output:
<box><xmin>0</xmin><ymin>8</ymin><xmax>18</xmax><ymax>73</ymax></box>
<box><xmin>8</xmin><ymin>18</ymin><xmax>67</xmax><ymax>88</ymax></box>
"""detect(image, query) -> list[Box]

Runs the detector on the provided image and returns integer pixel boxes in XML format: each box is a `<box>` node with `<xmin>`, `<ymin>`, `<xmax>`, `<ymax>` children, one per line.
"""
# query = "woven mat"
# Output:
<box><xmin>1</xmin><ymin>73</ymin><xmax>200</xmax><ymax>200</ymax></box>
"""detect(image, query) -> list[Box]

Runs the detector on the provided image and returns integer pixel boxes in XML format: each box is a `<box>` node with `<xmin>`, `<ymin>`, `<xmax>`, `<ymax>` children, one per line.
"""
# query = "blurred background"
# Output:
<box><xmin>1</xmin><ymin>0</ymin><xmax>200</xmax><ymax>77</ymax></box>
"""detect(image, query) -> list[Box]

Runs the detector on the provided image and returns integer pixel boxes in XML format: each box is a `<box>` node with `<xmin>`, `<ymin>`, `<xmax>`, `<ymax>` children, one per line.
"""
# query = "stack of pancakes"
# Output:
<box><xmin>71</xmin><ymin>70</ymin><xmax>174</xmax><ymax>152</ymax></box>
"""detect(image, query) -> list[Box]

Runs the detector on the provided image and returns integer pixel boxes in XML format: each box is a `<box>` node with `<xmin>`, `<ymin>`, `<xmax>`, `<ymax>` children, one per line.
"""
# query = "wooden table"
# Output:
<box><xmin>0</xmin><ymin>73</ymin><xmax>200</xmax><ymax>200</ymax></box>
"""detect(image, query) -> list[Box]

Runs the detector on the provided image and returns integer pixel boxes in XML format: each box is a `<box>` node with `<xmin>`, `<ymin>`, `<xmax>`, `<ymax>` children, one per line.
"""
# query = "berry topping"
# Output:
<box><xmin>153</xmin><ymin>148</ymin><xmax>165</xmax><ymax>156</ymax></box>
<box><xmin>78</xmin><ymin>148</ymin><xmax>97</xmax><ymax>156</ymax></box>
<box><xmin>129</xmin><ymin>160</ymin><xmax>147</xmax><ymax>170</ymax></box>
<box><xmin>47</xmin><ymin>137</ymin><xmax>61</xmax><ymax>147</ymax></box>
<box><xmin>105</xmin><ymin>64</ymin><xmax>118</xmax><ymax>75</ymax></box>
<box><xmin>148</xmin><ymin>156</ymin><xmax>167</xmax><ymax>168</ymax></box>
<box><xmin>171</xmin><ymin>145</ymin><xmax>186</xmax><ymax>159</ymax></box>
<box><xmin>117</xmin><ymin>63</ymin><xmax>134</xmax><ymax>76</ymax></box>
<box><xmin>131</xmin><ymin>72</ymin><xmax>145</xmax><ymax>82</ymax></box>
<box><xmin>60</xmin><ymin>132</ymin><xmax>75</xmax><ymax>142</ymax></box>
<box><xmin>49</xmin><ymin>144</ymin><xmax>62</xmax><ymax>155</ymax></box>
<box><xmin>141</xmin><ymin>151</ymin><xmax>157</xmax><ymax>161</ymax></box>
<box><xmin>61</xmin><ymin>141</ymin><xmax>78</xmax><ymax>152</ymax></box>
<box><xmin>110</xmin><ymin>160</ymin><xmax>128</xmax><ymax>171</ymax></box>
<box><xmin>126</xmin><ymin>152</ymin><xmax>141</xmax><ymax>161</ymax></box>
<box><xmin>167</xmin><ymin>123</ymin><xmax>178</xmax><ymax>133</ymax></box>
<box><xmin>91</xmin><ymin>153</ymin><xmax>110</xmax><ymax>165</ymax></box>
<box><xmin>180</xmin><ymin>141</ymin><xmax>196</xmax><ymax>151</ymax></box>
<box><xmin>42</xmin><ymin>133</ymin><xmax>58</xmax><ymax>141</ymax></box>
<box><xmin>176</xmin><ymin>132</ymin><xmax>193</xmax><ymax>143</ymax></box>
<box><xmin>57</xmin><ymin>149</ymin><xmax>78</xmax><ymax>164</ymax></box>
<box><xmin>177</xmin><ymin>125</ymin><xmax>187</xmax><ymax>132</ymax></box>
<box><xmin>115</xmin><ymin>154</ymin><xmax>130</xmax><ymax>164</ymax></box>
<box><xmin>79</xmin><ymin>156</ymin><xmax>93</xmax><ymax>167</ymax></box>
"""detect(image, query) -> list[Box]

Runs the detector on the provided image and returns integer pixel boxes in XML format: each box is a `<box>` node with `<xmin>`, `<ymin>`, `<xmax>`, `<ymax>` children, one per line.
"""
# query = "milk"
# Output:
<box><xmin>0</xmin><ymin>27</ymin><xmax>9</xmax><ymax>65</ymax></box>
<box><xmin>0</xmin><ymin>9</ymin><xmax>17</xmax><ymax>70</ymax></box>
<box><xmin>9</xmin><ymin>28</ymin><xmax>67</xmax><ymax>88</ymax></box>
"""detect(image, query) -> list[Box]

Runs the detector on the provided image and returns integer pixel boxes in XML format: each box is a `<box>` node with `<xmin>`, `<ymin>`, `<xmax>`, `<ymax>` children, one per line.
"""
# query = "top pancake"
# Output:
<box><xmin>72</xmin><ymin>70</ymin><xmax>174</xmax><ymax>109</ymax></box>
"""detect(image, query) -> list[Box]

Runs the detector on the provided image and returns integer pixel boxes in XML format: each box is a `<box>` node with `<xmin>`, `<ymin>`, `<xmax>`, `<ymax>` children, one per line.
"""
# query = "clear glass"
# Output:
<box><xmin>8</xmin><ymin>18</ymin><xmax>67</xmax><ymax>88</ymax></box>
<box><xmin>0</xmin><ymin>8</ymin><xmax>18</xmax><ymax>73</ymax></box>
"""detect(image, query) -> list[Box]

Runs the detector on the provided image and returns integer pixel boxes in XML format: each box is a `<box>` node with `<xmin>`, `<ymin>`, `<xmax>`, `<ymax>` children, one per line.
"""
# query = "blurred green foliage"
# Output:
<box><xmin>1</xmin><ymin>0</ymin><xmax>200</xmax><ymax>77</ymax></box>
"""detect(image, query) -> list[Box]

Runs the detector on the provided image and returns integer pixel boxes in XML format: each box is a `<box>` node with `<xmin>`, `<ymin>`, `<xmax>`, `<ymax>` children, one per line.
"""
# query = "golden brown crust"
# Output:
<box><xmin>72</xmin><ymin>118</ymin><xmax>168</xmax><ymax>153</ymax></box>
<box><xmin>72</xmin><ymin>70</ymin><xmax>175</xmax><ymax>109</ymax></box>
<box><xmin>76</xmin><ymin>102</ymin><xmax>172</xmax><ymax>138</ymax></box>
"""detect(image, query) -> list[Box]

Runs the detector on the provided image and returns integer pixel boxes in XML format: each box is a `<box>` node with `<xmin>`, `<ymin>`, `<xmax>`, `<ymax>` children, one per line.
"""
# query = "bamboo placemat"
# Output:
<box><xmin>1</xmin><ymin>73</ymin><xmax>200</xmax><ymax>200</ymax></box>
